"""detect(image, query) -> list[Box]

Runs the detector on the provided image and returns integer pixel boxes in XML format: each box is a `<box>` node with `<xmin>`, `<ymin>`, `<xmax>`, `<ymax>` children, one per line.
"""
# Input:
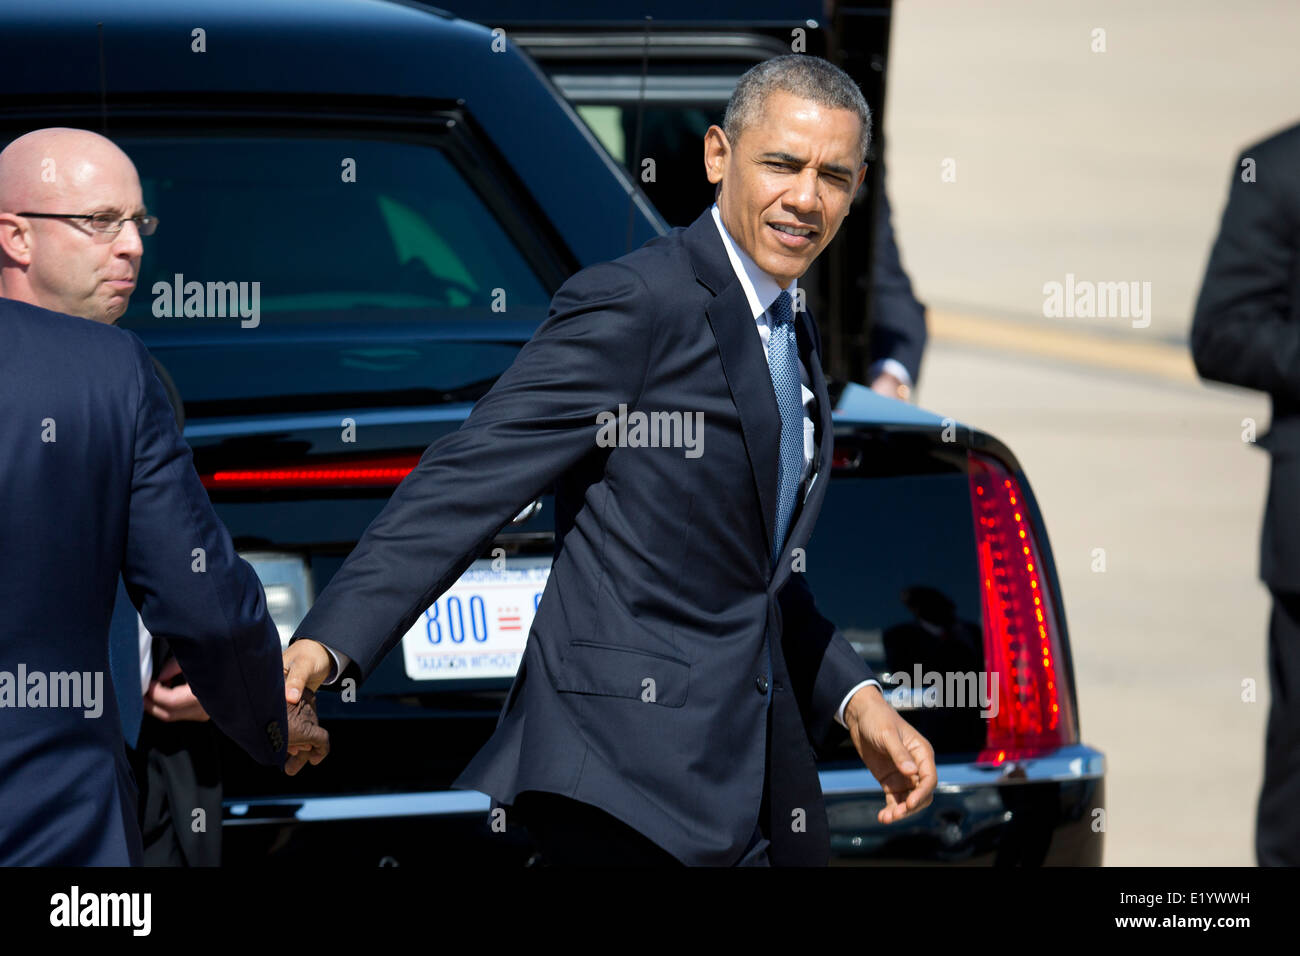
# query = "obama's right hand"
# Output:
<box><xmin>282</xmin><ymin>639</ymin><xmax>335</xmax><ymax>775</ymax></box>
<box><xmin>283</xmin><ymin>638</ymin><xmax>334</xmax><ymax>703</ymax></box>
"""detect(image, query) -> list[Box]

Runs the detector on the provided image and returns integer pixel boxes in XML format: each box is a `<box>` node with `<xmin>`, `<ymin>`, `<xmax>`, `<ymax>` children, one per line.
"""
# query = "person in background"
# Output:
<box><xmin>864</xmin><ymin>168</ymin><xmax>926</xmax><ymax>401</ymax></box>
<box><xmin>1190</xmin><ymin>119</ymin><xmax>1300</xmax><ymax>867</ymax></box>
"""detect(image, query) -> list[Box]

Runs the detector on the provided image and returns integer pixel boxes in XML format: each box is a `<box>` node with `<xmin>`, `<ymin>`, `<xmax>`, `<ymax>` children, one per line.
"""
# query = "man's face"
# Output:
<box><xmin>15</xmin><ymin>149</ymin><xmax>145</xmax><ymax>324</ymax></box>
<box><xmin>705</xmin><ymin>90</ymin><xmax>867</xmax><ymax>288</ymax></box>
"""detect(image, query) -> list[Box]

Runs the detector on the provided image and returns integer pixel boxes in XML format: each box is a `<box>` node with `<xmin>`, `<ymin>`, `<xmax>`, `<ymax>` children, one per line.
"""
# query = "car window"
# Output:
<box><xmin>805</xmin><ymin>461</ymin><xmax>991</xmax><ymax>756</ymax></box>
<box><xmin>118</xmin><ymin>135</ymin><xmax>552</xmax><ymax>330</ymax></box>
<box><xmin>806</xmin><ymin>472</ymin><xmax>985</xmax><ymax>679</ymax></box>
<box><xmin>576</xmin><ymin>103</ymin><xmax>724</xmax><ymax>229</ymax></box>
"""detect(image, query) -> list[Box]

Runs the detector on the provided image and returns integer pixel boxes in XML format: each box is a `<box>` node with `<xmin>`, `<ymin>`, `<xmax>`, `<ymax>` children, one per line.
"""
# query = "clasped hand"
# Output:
<box><xmin>283</xmin><ymin>639</ymin><xmax>336</xmax><ymax>775</ymax></box>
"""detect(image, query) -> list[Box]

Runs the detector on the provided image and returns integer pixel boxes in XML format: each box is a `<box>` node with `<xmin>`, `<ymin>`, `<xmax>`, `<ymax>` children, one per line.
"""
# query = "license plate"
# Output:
<box><xmin>400</xmin><ymin>556</ymin><xmax>551</xmax><ymax>681</ymax></box>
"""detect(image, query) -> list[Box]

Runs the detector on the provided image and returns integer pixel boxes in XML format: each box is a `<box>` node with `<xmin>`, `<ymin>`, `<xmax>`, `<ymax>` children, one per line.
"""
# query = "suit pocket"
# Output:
<box><xmin>556</xmin><ymin>641</ymin><xmax>689</xmax><ymax>708</ymax></box>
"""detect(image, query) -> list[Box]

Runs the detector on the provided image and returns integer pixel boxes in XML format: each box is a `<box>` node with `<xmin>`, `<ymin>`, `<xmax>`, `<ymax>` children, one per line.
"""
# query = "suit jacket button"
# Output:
<box><xmin>755</xmin><ymin>675</ymin><xmax>769</xmax><ymax>694</ymax></box>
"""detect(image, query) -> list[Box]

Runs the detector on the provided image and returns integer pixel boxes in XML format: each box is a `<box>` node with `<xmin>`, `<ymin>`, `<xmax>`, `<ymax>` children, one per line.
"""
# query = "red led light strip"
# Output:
<box><xmin>201</xmin><ymin>454</ymin><xmax>422</xmax><ymax>488</ymax></box>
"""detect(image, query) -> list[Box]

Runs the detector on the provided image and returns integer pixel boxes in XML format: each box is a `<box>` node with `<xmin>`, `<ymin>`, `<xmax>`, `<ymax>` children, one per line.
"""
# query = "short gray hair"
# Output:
<box><xmin>723</xmin><ymin>54</ymin><xmax>871</xmax><ymax>165</ymax></box>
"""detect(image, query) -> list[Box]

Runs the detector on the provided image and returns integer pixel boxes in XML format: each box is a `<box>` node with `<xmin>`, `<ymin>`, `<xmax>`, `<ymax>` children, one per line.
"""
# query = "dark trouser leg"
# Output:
<box><xmin>1257</xmin><ymin>590</ymin><xmax>1300</xmax><ymax>866</ymax></box>
<box><xmin>512</xmin><ymin>791</ymin><xmax>684</xmax><ymax>867</ymax></box>
<box><xmin>128</xmin><ymin>727</ymin><xmax>185</xmax><ymax>867</ymax></box>
<box><xmin>129</xmin><ymin>716</ymin><xmax>223</xmax><ymax>867</ymax></box>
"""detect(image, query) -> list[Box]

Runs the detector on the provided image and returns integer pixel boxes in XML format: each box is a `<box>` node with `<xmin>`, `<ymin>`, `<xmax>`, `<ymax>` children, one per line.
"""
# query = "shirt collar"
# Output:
<box><xmin>711</xmin><ymin>203</ymin><xmax>797</xmax><ymax>322</ymax></box>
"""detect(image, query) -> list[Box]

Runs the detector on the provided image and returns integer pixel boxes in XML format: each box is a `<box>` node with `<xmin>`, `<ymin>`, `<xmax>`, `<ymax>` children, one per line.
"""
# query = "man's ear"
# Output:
<box><xmin>0</xmin><ymin>213</ymin><xmax>32</xmax><ymax>266</ymax></box>
<box><xmin>703</xmin><ymin>125</ymin><xmax>729</xmax><ymax>186</ymax></box>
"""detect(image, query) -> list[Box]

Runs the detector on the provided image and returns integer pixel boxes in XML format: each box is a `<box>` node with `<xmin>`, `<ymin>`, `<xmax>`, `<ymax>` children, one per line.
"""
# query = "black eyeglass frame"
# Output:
<box><xmin>15</xmin><ymin>211</ymin><xmax>159</xmax><ymax>236</ymax></box>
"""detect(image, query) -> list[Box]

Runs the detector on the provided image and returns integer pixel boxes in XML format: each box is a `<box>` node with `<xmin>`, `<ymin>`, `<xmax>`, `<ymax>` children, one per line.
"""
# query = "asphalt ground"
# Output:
<box><xmin>882</xmin><ymin>0</ymin><xmax>1297</xmax><ymax>867</ymax></box>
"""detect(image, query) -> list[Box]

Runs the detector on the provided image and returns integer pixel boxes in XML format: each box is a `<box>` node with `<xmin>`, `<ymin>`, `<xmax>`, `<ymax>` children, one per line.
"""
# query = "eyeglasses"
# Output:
<box><xmin>17</xmin><ymin>211</ymin><xmax>159</xmax><ymax>236</ymax></box>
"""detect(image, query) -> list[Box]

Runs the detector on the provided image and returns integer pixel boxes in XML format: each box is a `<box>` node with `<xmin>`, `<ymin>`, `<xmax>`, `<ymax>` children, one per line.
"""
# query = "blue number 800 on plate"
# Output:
<box><xmin>399</xmin><ymin>555</ymin><xmax>552</xmax><ymax>681</ymax></box>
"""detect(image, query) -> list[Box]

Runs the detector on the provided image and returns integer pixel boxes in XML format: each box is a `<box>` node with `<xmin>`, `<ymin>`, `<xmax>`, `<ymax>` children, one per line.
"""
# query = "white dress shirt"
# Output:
<box><xmin>137</xmin><ymin>616</ymin><xmax>153</xmax><ymax>696</ymax></box>
<box><xmin>319</xmin><ymin>208</ymin><xmax>883</xmax><ymax>727</ymax></box>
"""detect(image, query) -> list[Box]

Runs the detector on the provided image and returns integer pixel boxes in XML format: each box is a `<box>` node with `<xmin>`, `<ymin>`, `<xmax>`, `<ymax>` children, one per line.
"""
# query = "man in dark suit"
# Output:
<box><xmin>865</xmin><ymin>172</ymin><xmax>927</xmax><ymax>401</ymax></box>
<box><xmin>109</xmin><ymin>363</ymin><xmax>227</xmax><ymax>867</ymax></box>
<box><xmin>0</xmin><ymin>127</ymin><xmax>328</xmax><ymax>865</ymax></box>
<box><xmin>633</xmin><ymin>114</ymin><xmax>926</xmax><ymax>401</ymax></box>
<box><xmin>1191</xmin><ymin>119</ymin><xmax>1300</xmax><ymax>867</ymax></box>
<box><xmin>284</xmin><ymin>54</ymin><xmax>936</xmax><ymax>866</ymax></box>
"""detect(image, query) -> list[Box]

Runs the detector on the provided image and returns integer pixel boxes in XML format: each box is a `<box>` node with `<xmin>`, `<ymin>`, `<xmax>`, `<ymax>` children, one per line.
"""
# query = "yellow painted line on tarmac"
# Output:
<box><xmin>928</xmin><ymin>309</ymin><xmax>1199</xmax><ymax>385</ymax></box>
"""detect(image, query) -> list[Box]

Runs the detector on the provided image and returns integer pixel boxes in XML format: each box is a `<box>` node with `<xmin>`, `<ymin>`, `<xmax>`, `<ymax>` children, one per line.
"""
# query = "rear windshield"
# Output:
<box><xmin>111</xmin><ymin>135</ymin><xmax>553</xmax><ymax>409</ymax></box>
<box><xmin>118</xmin><ymin>135</ymin><xmax>553</xmax><ymax>331</ymax></box>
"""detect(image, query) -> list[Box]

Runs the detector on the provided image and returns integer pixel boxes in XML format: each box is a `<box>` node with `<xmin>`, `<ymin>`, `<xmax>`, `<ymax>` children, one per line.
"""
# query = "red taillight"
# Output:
<box><xmin>968</xmin><ymin>451</ymin><xmax>1076</xmax><ymax>764</ymax></box>
<box><xmin>832</xmin><ymin>443</ymin><xmax>865</xmax><ymax>471</ymax></box>
<box><xmin>200</xmin><ymin>454</ymin><xmax>422</xmax><ymax>489</ymax></box>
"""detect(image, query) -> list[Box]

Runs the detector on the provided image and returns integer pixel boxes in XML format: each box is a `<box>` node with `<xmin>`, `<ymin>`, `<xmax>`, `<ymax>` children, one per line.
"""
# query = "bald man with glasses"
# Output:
<box><xmin>0</xmin><ymin>139</ymin><xmax>156</xmax><ymax>325</ymax></box>
<box><xmin>0</xmin><ymin>127</ymin><xmax>327</xmax><ymax>865</ymax></box>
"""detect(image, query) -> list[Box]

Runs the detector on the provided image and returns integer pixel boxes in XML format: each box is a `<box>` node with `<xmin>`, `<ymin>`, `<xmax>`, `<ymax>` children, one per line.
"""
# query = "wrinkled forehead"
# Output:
<box><xmin>738</xmin><ymin>92</ymin><xmax>863</xmax><ymax>165</ymax></box>
<box><xmin>760</xmin><ymin>110</ymin><xmax>860</xmax><ymax>160</ymax></box>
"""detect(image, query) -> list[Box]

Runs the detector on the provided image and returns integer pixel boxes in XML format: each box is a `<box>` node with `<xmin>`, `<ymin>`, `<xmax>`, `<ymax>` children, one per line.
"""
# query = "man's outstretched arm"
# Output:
<box><xmin>285</xmin><ymin>262</ymin><xmax>655</xmax><ymax>697</ymax></box>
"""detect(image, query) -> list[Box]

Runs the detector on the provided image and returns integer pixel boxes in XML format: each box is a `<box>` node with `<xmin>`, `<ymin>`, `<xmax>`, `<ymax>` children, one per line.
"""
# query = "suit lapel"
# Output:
<box><xmin>686</xmin><ymin>210</ymin><xmax>781</xmax><ymax>564</ymax></box>
<box><xmin>705</xmin><ymin>284</ymin><xmax>781</xmax><ymax>561</ymax></box>
<box><xmin>797</xmin><ymin>307</ymin><xmax>832</xmax><ymax>502</ymax></box>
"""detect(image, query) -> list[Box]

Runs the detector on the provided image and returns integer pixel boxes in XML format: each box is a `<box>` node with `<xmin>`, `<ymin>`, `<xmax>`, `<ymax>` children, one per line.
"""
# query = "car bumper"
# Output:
<box><xmin>222</xmin><ymin>743</ymin><xmax>1105</xmax><ymax>866</ymax></box>
<box><xmin>822</xmin><ymin>743</ymin><xmax>1106</xmax><ymax>865</ymax></box>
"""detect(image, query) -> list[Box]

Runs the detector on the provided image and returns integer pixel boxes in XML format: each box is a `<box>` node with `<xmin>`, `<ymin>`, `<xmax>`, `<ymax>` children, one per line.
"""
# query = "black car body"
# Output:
<box><xmin>1</xmin><ymin>0</ymin><xmax>1104</xmax><ymax>865</ymax></box>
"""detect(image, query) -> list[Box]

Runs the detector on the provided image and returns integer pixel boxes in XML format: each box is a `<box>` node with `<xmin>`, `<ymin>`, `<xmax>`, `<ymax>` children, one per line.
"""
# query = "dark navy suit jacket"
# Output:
<box><xmin>1191</xmin><ymin>122</ymin><xmax>1300</xmax><ymax>590</ymax></box>
<box><xmin>0</xmin><ymin>298</ymin><xmax>289</xmax><ymax>865</ymax></box>
<box><xmin>293</xmin><ymin>208</ymin><xmax>880</xmax><ymax>865</ymax></box>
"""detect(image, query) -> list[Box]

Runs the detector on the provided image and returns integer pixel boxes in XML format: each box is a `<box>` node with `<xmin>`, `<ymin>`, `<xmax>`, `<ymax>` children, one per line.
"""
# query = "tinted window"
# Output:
<box><xmin>806</xmin><ymin>473</ymin><xmax>983</xmax><ymax>672</ymax></box>
<box><xmin>805</xmin><ymin>449</ymin><xmax>990</xmax><ymax>756</ymax></box>
<box><xmin>577</xmin><ymin>103</ymin><xmax>722</xmax><ymax>228</ymax></box>
<box><xmin>119</xmin><ymin>136</ymin><xmax>552</xmax><ymax>331</ymax></box>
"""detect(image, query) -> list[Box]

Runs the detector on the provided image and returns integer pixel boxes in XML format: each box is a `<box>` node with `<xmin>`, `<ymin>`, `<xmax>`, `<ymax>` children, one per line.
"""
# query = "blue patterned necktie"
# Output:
<box><xmin>767</xmin><ymin>289</ymin><xmax>803</xmax><ymax>563</ymax></box>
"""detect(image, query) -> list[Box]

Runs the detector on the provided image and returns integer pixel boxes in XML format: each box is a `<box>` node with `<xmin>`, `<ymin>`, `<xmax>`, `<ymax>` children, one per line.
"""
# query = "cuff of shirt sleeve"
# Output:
<box><xmin>835</xmin><ymin>679</ymin><xmax>883</xmax><ymax>728</ymax></box>
<box><xmin>322</xmin><ymin>645</ymin><xmax>345</xmax><ymax>686</ymax></box>
<box><xmin>867</xmin><ymin>358</ymin><xmax>913</xmax><ymax>389</ymax></box>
